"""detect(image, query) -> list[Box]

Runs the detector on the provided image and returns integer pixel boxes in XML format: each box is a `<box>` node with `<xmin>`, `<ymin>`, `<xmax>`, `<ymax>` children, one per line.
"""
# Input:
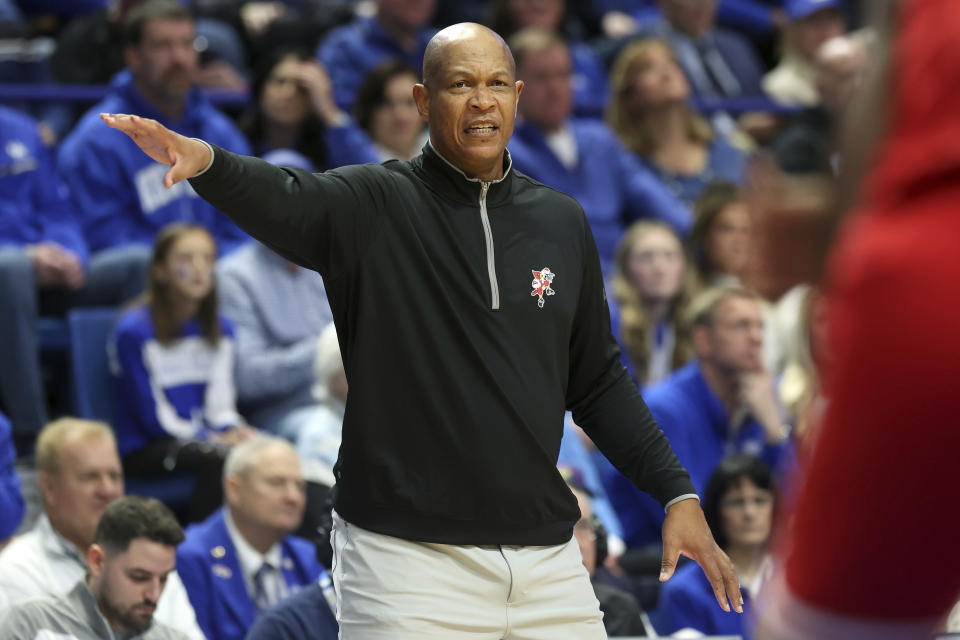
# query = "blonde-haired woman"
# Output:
<box><xmin>607</xmin><ymin>37</ymin><xmax>746</xmax><ymax>207</ymax></box>
<box><xmin>610</xmin><ymin>220</ymin><xmax>693</xmax><ymax>386</ymax></box>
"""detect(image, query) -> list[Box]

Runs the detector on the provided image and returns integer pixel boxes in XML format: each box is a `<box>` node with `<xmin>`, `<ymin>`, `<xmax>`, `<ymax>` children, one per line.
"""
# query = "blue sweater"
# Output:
<box><xmin>56</xmin><ymin>70</ymin><xmax>252</xmax><ymax>255</ymax></box>
<box><xmin>655</xmin><ymin>560</ymin><xmax>756</xmax><ymax>638</ymax></box>
<box><xmin>110</xmin><ymin>305</ymin><xmax>242</xmax><ymax>456</ymax></box>
<box><xmin>638</xmin><ymin>135</ymin><xmax>746</xmax><ymax>207</ymax></box>
<box><xmin>317</xmin><ymin>16</ymin><xmax>435</xmax><ymax>112</ymax></box>
<box><xmin>0</xmin><ymin>411</ymin><xmax>24</xmax><ymax>540</ymax></box>
<box><xmin>508</xmin><ymin>119</ymin><xmax>692</xmax><ymax>272</ymax></box>
<box><xmin>600</xmin><ymin>361</ymin><xmax>791</xmax><ymax>547</ymax></box>
<box><xmin>0</xmin><ymin>106</ymin><xmax>87</xmax><ymax>263</ymax></box>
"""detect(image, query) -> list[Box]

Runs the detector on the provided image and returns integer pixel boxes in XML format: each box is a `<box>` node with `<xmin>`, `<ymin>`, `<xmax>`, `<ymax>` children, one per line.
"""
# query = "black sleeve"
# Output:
<box><xmin>189</xmin><ymin>144</ymin><xmax>389</xmax><ymax>279</ymax></box>
<box><xmin>565</xmin><ymin>213</ymin><xmax>696</xmax><ymax>508</ymax></box>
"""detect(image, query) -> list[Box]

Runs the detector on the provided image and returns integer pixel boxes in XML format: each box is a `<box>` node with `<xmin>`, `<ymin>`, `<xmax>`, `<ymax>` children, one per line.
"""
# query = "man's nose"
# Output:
<box><xmin>470</xmin><ymin>86</ymin><xmax>496</xmax><ymax>110</ymax></box>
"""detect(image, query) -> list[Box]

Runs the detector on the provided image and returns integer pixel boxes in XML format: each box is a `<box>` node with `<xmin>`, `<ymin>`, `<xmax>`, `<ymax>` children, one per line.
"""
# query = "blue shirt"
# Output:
<box><xmin>638</xmin><ymin>135</ymin><xmax>746</xmax><ymax>207</ymax></box>
<box><xmin>110</xmin><ymin>305</ymin><xmax>242</xmax><ymax>455</ymax></box>
<box><xmin>316</xmin><ymin>16</ymin><xmax>435</xmax><ymax>112</ymax></box>
<box><xmin>655</xmin><ymin>560</ymin><xmax>757</xmax><ymax>638</ymax></box>
<box><xmin>0</xmin><ymin>411</ymin><xmax>24</xmax><ymax>540</ymax></box>
<box><xmin>56</xmin><ymin>70</ymin><xmax>252</xmax><ymax>255</ymax></box>
<box><xmin>0</xmin><ymin>106</ymin><xmax>87</xmax><ymax>263</ymax></box>
<box><xmin>508</xmin><ymin>119</ymin><xmax>691</xmax><ymax>273</ymax></box>
<box><xmin>599</xmin><ymin>361</ymin><xmax>791</xmax><ymax>547</ymax></box>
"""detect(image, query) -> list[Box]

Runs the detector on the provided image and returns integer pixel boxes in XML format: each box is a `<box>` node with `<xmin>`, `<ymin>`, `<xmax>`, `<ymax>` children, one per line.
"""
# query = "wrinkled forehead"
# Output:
<box><xmin>426</xmin><ymin>31</ymin><xmax>516</xmax><ymax>83</ymax></box>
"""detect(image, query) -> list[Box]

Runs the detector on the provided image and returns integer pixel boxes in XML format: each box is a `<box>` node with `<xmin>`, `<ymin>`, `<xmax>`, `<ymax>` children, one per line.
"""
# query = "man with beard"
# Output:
<box><xmin>56</xmin><ymin>0</ymin><xmax>251</xmax><ymax>307</ymax></box>
<box><xmin>0</xmin><ymin>496</ymin><xmax>188</xmax><ymax>639</ymax></box>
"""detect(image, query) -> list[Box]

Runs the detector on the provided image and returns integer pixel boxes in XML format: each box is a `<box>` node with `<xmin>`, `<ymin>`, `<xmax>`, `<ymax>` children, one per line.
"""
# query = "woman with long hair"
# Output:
<box><xmin>237</xmin><ymin>47</ymin><xmax>376</xmax><ymax>170</ymax></box>
<box><xmin>353</xmin><ymin>60</ymin><xmax>428</xmax><ymax>162</ymax></box>
<box><xmin>610</xmin><ymin>221</ymin><xmax>693</xmax><ymax>386</ymax></box>
<box><xmin>111</xmin><ymin>223</ymin><xmax>255</xmax><ymax>521</ymax></box>
<box><xmin>607</xmin><ymin>37</ymin><xmax>746</xmax><ymax>206</ymax></box>
<box><xmin>656</xmin><ymin>454</ymin><xmax>777</xmax><ymax>639</ymax></box>
<box><xmin>688</xmin><ymin>180</ymin><xmax>753</xmax><ymax>290</ymax></box>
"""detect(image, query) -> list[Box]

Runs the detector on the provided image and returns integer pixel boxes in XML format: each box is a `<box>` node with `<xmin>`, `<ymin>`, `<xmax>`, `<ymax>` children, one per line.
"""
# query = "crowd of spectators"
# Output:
<box><xmin>3</xmin><ymin>0</ymin><xmax>941</xmax><ymax>638</ymax></box>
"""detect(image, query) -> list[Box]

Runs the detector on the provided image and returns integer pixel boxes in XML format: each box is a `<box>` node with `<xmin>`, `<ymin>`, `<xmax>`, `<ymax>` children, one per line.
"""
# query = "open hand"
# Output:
<box><xmin>661</xmin><ymin>498</ymin><xmax>744</xmax><ymax>614</ymax></box>
<box><xmin>100</xmin><ymin>113</ymin><xmax>211</xmax><ymax>188</ymax></box>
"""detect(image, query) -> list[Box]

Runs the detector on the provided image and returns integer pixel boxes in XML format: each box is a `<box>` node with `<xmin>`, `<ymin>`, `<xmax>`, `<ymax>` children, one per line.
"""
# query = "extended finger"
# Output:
<box><xmin>702</xmin><ymin>557</ymin><xmax>732</xmax><ymax>613</ymax></box>
<box><xmin>718</xmin><ymin>552</ymin><xmax>744</xmax><ymax>613</ymax></box>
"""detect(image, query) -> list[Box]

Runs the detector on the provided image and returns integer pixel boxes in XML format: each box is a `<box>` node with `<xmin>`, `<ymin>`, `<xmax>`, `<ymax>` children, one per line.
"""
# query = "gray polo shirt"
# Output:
<box><xmin>0</xmin><ymin>580</ymin><xmax>188</xmax><ymax>640</ymax></box>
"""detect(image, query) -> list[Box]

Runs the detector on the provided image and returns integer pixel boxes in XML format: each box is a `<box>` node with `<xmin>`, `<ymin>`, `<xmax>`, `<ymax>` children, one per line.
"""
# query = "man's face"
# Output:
<box><xmin>698</xmin><ymin>296</ymin><xmax>765</xmax><ymax>373</ymax></box>
<box><xmin>227</xmin><ymin>444</ymin><xmax>306</xmax><ymax>535</ymax></box>
<box><xmin>126</xmin><ymin>18</ymin><xmax>198</xmax><ymax>103</ymax></box>
<box><xmin>42</xmin><ymin>435</ymin><xmax>124</xmax><ymax>547</ymax></box>
<box><xmin>517</xmin><ymin>44</ymin><xmax>573</xmax><ymax>132</ymax></box>
<box><xmin>376</xmin><ymin>0</ymin><xmax>436</xmax><ymax>31</ymax></box>
<box><xmin>415</xmin><ymin>31</ymin><xmax>523</xmax><ymax>179</ymax></box>
<box><xmin>89</xmin><ymin>539</ymin><xmax>176</xmax><ymax>634</ymax></box>
<box><xmin>660</xmin><ymin>0</ymin><xmax>717</xmax><ymax>37</ymax></box>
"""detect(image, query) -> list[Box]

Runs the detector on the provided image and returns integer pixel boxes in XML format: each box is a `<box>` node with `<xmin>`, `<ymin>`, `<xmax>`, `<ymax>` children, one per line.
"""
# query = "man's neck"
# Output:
<box><xmin>47</xmin><ymin>514</ymin><xmax>90</xmax><ymax>558</ymax></box>
<box><xmin>230</xmin><ymin>511</ymin><xmax>281</xmax><ymax>555</ymax></box>
<box><xmin>699</xmin><ymin>360</ymin><xmax>739</xmax><ymax>414</ymax></box>
<box><xmin>430</xmin><ymin>141</ymin><xmax>505</xmax><ymax>182</ymax></box>
<box><xmin>133</xmin><ymin>77</ymin><xmax>186</xmax><ymax>121</ymax></box>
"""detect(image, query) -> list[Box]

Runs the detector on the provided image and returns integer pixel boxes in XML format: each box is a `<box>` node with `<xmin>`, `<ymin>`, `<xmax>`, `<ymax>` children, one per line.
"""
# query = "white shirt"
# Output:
<box><xmin>222</xmin><ymin>509</ymin><xmax>286</xmax><ymax>606</ymax></box>
<box><xmin>544</xmin><ymin>126</ymin><xmax>579</xmax><ymax>170</ymax></box>
<box><xmin>0</xmin><ymin>514</ymin><xmax>204</xmax><ymax>639</ymax></box>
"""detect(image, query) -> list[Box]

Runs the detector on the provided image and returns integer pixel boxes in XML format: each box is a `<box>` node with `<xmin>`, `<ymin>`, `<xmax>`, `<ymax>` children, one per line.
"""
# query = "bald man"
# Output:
<box><xmin>101</xmin><ymin>23</ymin><xmax>740</xmax><ymax>639</ymax></box>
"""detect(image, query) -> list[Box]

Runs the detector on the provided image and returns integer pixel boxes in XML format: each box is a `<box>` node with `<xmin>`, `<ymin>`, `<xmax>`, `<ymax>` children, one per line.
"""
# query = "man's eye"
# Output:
<box><xmin>453</xmin><ymin>81</ymin><xmax>467</xmax><ymax>88</ymax></box>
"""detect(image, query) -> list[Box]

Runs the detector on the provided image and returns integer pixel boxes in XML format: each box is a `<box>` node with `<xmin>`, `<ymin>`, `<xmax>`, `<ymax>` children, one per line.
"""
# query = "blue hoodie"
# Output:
<box><xmin>0</xmin><ymin>105</ymin><xmax>88</xmax><ymax>263</ymax></box>
<box><xmin>57</xmin><ymin>70</ymin><xmax>252</xmax><ymax>255</ymax></box>
<box><xmin>508</xmin><ymin>119</ymin><xmax>692</xmax><ymax>272</ymax></box>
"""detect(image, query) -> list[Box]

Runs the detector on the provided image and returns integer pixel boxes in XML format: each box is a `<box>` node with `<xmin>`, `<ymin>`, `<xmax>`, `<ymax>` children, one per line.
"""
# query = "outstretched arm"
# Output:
<box><xmin>101</xmin><ymin>113</ymin><xmax>387</xmax><ymax>278</ymax></box>
<box><xmin>100</xmin><ymin>113</ymin><xmax>211</xmax><ymax>188</ymax></box>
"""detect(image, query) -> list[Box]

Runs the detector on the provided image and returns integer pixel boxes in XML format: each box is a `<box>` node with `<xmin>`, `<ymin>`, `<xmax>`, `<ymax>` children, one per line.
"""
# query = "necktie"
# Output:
<box><xmin>252</xmin><ymin>562</ymin><xmax>274</xmax><ymax>614</ymax></box>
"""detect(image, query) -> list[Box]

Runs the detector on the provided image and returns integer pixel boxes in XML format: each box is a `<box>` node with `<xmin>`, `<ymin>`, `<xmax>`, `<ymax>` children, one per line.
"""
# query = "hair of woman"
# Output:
<box><xmin>146</xmin><ymin>223</ymin><xmax>221</xmax><ymax>347</ymax></box>
<box><xmin>702</xmin><ymin>454</ymin><xmax>778</xmax><ymax>550</ymax></box>
<box><xmin>611</xmin><ymin>220</ymin><xmax>694</xmax><ymax>381</ymax></box>
<box><xmin>606</xmin><ymin>37</ymin><xmax>714</xmax><ymax>156</ymax></box>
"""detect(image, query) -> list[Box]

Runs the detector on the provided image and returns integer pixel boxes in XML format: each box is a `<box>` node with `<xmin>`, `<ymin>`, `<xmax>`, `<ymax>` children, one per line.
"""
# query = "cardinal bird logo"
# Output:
<box><xmin>531</xmin><ymin>267</ymin><xmax>556</xmax><ymax>308</ymax></box>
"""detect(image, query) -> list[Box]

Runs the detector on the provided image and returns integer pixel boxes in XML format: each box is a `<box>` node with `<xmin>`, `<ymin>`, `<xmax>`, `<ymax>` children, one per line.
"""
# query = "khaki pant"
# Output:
<box><xmin>331</xmin><ymin>512</ymin><xmax>606</xmax><ymax>639</ymax></box>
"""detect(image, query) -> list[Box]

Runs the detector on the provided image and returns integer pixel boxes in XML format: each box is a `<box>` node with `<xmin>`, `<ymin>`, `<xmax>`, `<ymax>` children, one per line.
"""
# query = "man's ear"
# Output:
<box><xmin>87</xmin><ymin>544</ymin><xmax>106</xmax><ymax>578</ymax></box>
<box><xmin>514</xmin><ymin>79</ymin><xmax>524</xmax><ymax>116</ymax></box>
<box><xmin>38</xmin><ymin>471</ymin><xmax>56</xmax><ymax>506</ymax></box>
<box><xmin>413</xmin><ymin>83</ymin><xmax>430</xmax><ymax>121</ymax></box>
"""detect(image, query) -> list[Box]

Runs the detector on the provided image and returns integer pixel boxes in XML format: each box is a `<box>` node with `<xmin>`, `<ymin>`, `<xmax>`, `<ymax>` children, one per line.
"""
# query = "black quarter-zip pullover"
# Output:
<box><xmin>190</xmin><ymin>142</ymin><xmax>695</xmax><ymax>545</ymax></box>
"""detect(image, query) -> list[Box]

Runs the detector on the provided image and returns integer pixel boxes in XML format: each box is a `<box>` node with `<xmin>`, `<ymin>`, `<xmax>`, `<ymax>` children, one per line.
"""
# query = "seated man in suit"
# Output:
<box><xmin>176</xmin><ymin>435</ymin><xmax>324</xmax><ymax>640</ymax></box>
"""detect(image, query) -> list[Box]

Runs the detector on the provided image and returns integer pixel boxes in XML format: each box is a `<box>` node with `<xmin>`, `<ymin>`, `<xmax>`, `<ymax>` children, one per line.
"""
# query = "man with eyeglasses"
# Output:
<box><xmin>601</xmin><ymin>286</ymin><xmax>792</xmax><ymax>549</ymax></box>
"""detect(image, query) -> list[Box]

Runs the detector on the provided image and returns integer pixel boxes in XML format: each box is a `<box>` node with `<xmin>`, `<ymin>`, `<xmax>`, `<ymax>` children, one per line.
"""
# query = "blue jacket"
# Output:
<box><xmin>110</xmin><ymin>305</ymin><xmax>242</xmax><ymax>456</ymax></box>
<box><xmin>0</xmin><ymin>411</ymin><xmax>24</xmax><ymax>540</ymax></box>
<box><xmin>244</xmin><ymin>579</ymin><xmax>338</xmax><ymax>640</ymax></box>
<box><xmin>177</xmin><ymin>509</ymin><xmax>324</xmax><ymax>640</ymax></box>
<box><xmin>56</xmin><ymin>70</ymin><xmax>252</xmax><ymax>255</ymax></box>
<box><xmin>0</xmin><ymin>106</ymin><xmax>87</xmax><ymax>263</ymax></box>
<box><xmin>638</xmin><ymin>135</ymin><xmax>746</xmax><ymax>207</ymax></box>
<box><xmin>508</xmin><ymin>119</ymin><xmax>691</xmax><ymax>272</ymax></box>
<box><xmin>599</xmin><ymin>361</ymin><xmax>792</xmax><ymax>547</ymax></box>
<box><xmin>569</xmin><ymin>41</ymin><xmax>611</xmax><ymax>120</ymax></box>
<box><xmin>316</xmin><ymin>16</ymin><xmax>435</xmax><ymax>112</ymax></box>
<box><xmin>654</xmin><ymin>560</ymin><xmax>756</xmax><ymax>638</ymax></box>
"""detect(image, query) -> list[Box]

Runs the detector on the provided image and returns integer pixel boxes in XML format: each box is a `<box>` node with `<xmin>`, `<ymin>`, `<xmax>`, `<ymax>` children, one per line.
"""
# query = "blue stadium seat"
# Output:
<box><xmin>66</xmin><ymin>308</ymin><xmax>197</xmax><ymax>510</ymax></box>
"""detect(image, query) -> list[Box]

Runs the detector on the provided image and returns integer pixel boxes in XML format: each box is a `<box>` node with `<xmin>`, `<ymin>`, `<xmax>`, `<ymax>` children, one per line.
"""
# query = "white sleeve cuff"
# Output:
<box><xmin>191</xmin><ymin>138</ymin><xmax>216</xmax><ymax>177</ymax></box>
<box><xmin>664</xmin><ymin>493</ymin><xmax>700</xmax><ymax>513</ymax></box>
